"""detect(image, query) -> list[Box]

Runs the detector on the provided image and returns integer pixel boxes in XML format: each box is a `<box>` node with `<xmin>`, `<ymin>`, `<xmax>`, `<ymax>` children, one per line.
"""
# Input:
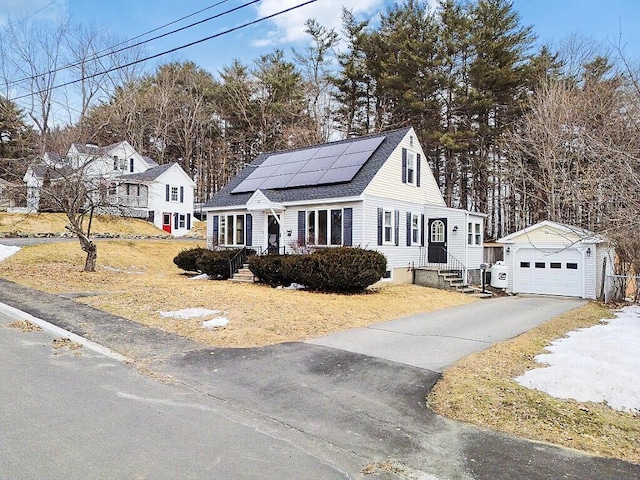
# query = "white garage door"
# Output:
<box><xmin>514</xmin><ymin>248</ymin><xmax>583</xmax><ymax>297</ymax></box>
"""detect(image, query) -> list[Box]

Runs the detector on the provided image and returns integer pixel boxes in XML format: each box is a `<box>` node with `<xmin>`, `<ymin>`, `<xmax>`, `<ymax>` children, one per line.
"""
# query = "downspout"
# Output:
<box><xmin>463</xmin><ymin>210</ymin><xmax>469</xmax><ymax>284</ymax></box>
<box><xmin>269</xmin><ymin>207</ymin><xmax>284</xmax><ymax>229</ymax></box>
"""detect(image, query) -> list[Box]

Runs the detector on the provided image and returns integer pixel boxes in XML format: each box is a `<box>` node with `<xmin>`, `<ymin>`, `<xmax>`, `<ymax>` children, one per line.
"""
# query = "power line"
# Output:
<box><xmin>9</xmin><ymin>0</ymin><xmax>318</xmax><ymax>103</ymax></box>
<box><xmin>2</xmin><ymin>0</ymin><xmax>255</xmax><ymax>90</ymax></box>
<box><xmin>12</xmin><ymin>0</ymin><xmax>60</xmax><ymax>26</ymax></box>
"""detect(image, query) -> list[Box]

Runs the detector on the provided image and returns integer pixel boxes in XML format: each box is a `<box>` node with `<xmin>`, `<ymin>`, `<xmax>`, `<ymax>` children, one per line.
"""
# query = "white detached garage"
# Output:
<box><xmin>497</xmin><ymin>221</ymin><xmax>615</xmax><ymax>300</ymax></box>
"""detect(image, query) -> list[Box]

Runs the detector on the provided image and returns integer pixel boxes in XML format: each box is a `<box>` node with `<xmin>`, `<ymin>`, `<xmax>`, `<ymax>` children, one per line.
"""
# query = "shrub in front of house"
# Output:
<box><xmin>248</xmin><ymin>255</ymin><xmax>289</xmax><ymax>287</ymax></box>
<box><xmin>173</xmin><ymin>247</ymin><xmax>208</xmax><ymax>272</ymax></box>
<box><xmin>196</xmin><ymin>249</ymin><xmax>241</xmax><ymax>279</ymax></box>
<box><xmin>282</xmin><ymin>247</ymin><xmax>387</xmax><ymax>293</ymax></box>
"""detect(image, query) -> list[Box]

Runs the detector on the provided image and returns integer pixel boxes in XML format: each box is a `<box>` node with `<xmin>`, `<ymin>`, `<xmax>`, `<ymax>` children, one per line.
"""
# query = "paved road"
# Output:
<box><xmin>308</xmin><ymin>295</ymin><xmax>587</xmax><ymax>371</ymax></box>
<box><xmin>0</xmin><ymin>312</ymin><xmax>362</xmax><ymax>479</ymax></box>
<box><xmin>1</xmin><ymin>278</ymin><xmax>638</xmax><ymax>479</ymax></box>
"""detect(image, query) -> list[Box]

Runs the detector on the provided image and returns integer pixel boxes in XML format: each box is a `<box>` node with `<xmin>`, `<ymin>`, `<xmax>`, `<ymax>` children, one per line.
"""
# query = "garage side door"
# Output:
<box><xmin>514</xmin><ymin>248</ymin><xmax>583</xmax><ymax>297</ymax></box>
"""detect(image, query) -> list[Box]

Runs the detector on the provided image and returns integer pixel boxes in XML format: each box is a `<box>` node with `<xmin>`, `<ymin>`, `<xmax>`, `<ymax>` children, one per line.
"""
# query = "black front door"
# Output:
<box><xmin>267</xmin><ymin>214</ymin><xmax>280</xmax><ymax>254</ymax></box>
<box><xmin>427</xmin><ymin>218</ymin><xmax>447</xmax><ymax>263</ymax></box>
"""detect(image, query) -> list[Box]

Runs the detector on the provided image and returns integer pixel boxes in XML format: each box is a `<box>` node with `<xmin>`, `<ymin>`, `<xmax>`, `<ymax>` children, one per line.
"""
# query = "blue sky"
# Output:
<box><xmin>2</xmin><ymin>0</ymin><xmax>639</xmax><ymax>77</ymax></box>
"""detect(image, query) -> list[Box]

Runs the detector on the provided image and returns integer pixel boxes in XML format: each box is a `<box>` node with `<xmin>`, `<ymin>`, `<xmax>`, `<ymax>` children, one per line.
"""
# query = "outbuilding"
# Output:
<box><xmin>497</xmin><ymin>221</ymin><xmax>615</xmax><ymax>300</ymax></box>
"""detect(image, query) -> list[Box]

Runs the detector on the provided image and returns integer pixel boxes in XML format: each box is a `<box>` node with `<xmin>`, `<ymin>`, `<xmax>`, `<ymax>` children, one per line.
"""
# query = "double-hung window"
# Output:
<box><xmin>220</xmin><ymin>214</ymin><xmax>245</xmax><ymax>246</ymax></box>
<box><xmin>411</xmin><ymin>213</ymin><xmax>419</xmax><ymax>244</ymax></box>
<box><xmin>306</xmin><ymin>209</ymin><xmax>344</xmax><ymax>246</ymax></box>
<box><xmin>468</xmin><ymin>222</ymin><xmax>482</xmax><ymax>245</ymax></box>
<box><xmin>406</xmin><ymin>152</ymin><xmax>416</xmax><ymax>185</ymax></box>
<box><xmin>170</xmin><ymin>186</ymin><xmax>179</xmax><ymax>202</ymax></box>
<box><xmin>384</xmin><ymin>210</ymin><xmax>393</xmax><ymax>243</ymax></box>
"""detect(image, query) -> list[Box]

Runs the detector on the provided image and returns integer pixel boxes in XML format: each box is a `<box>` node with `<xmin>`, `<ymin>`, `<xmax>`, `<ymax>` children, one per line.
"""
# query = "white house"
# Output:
<box><xmin>24</xmin><ymin>141</ymin><xmax>195</xmax><ymax>236</ymax></box>
<box><xmin>202</xmin><ymin>127</ymin><xmax>486</xmax><ymax>285</ymax></box>
<box><xmin>497</xmin><ymin>220</ymin><xmax>615</xmax><ymax>300</ymax></box>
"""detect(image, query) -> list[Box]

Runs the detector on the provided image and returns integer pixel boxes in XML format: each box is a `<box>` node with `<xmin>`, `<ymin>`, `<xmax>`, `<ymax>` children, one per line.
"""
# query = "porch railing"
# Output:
<box><xmin>229</xmin><ymin>246</ymin><xmax>249</xmax><ymax>278</ymax></box>
<box><xmin>419</xmin><ymin>246</ymin><xmax>466</xmax><ymax>276</ymax></box>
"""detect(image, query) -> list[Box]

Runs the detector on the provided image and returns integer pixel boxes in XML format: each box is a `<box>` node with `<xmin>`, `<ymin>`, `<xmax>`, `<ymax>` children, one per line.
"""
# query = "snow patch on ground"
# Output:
<box><xmin>202</xmin><ymin>317</ymin><xmax>229</xmax><ymax>329</ymax></box>
<box><xmin>0</xmin><ymin>244</ymin><xmax>20</xmax><ymax>262</ymax></box>
<box><xmin>159</xmin><ymin>308</ymin><xmax>221</xmax><ymax>319</ymax></box>
<box><xmin>188</xmin><ymin>273</ymin><xmax>210</xmax><ymax>280</ymax></box>
<box><xmin>516</xmin><ymin>305</ymin><xmax>640</xmax><ymax>413</ymax></box>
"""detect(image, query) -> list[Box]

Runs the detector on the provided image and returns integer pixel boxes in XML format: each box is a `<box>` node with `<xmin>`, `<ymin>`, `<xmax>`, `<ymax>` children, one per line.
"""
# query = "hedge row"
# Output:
<box><xmin>173</xmin><ymin>247</ymin><xmax>241</xmax><ymax>279</ymax></box>
<box><xmin>174</xmin><ymin>246</ymin><xmax>387</xmax><ymax>293</ymax></box>
<box><xmin>248</xmin><ymin>247</ymin><xmax>387</xmax><ymax>293</ymax></box>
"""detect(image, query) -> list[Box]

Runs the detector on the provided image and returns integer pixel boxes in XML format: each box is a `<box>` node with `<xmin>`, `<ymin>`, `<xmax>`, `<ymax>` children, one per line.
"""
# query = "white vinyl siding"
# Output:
<box><xmin>364</xmin><ymin>130</ymin><xmax>445</xmax><ymax>206</ymax></box>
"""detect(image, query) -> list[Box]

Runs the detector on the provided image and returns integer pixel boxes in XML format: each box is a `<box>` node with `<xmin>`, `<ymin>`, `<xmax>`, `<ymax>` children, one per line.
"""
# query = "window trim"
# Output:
<box><xmin>430</xmin><ymin>219</ymin><xmax>445</xmax><ymax>243</ymax></box>
<box><xmin>383</xmin><ymin>209</ymin><xmax>394</xmax><ymax>244</ymax></box>
<box><xmin>406</xmin><ymin>151</ymin><xmax>416</xmax><ymax>186</ymax></box>
<box><xmin>218</xmin><ymin>213</ymin><xmax>246</xmax><ymax>246</ymax></box>
<box><xmin>306</xmin><ymin>208</ymin><xmax>347</xmax><ymax>247</ymax></box>
<box><xmin>411</xmin><ymin>213</ymin><xmax>420</xmax><ymax>245</ymax></box>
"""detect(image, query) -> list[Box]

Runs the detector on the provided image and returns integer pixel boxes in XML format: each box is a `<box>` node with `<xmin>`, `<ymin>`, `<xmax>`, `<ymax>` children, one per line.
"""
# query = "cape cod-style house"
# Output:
<box><xmin>203</xmin><ymin>127</ymin><xmax>486</xmax><ymax>286</ymax></box>
<box><xmin>23</xmin><ymin>141</ymin><xmax>195</xmax><ymax>236</ymax></box>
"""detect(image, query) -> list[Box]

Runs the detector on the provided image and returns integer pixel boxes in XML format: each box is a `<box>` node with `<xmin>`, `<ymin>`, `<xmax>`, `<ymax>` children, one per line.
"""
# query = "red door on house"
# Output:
<box><xmin>162</xmin><ymin>213</ymin><xmax>172</xmax><ymax>233</ymax></box>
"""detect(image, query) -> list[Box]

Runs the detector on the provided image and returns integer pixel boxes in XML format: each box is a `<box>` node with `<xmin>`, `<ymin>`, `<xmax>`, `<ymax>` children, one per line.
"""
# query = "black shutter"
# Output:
<box><xmin>394</xmin><ymin>210</ymin><xmax>400</xmax><ymax>246</ymax></box>
<box><xmin>174</xmin><ymin>213</ymin><xmax>178</xmax><ymax>229</ymax></box>
<box><xmin>298</xmin><ymin>211</ymin><xmax>306</xmax><ymax>245</ymax></box>
<box><xmin>186</xmin><ymin>213</ymin><xmax>191</xmax><ymax>230</ymax></box>
<box><xmin>245</xmin><ymin>214</ymin><xmax>252</xmax><ymax>246</ymax></box>
<box><xmin>343</xmin><ymin>208</ymin><xmax>352</xmax><ymax>246</ymax></box>
<box><xmin>401</xmin><ymin>148</ymin><xmax>407</xmax><ymax>184</ymax></box>
<box><xmin>377</xmin><ymin>208</ymin><xmax>383</xmax><ymax>245</ymax></box>
<box><xmin>212</xmin><ymin>215</ymin><xmax>219</xmax><ymax>244</ymax></box>
<box><xmin>406</xmin><ymin>212</ymin><xmax>412</xmax><ymax>246</ymax></box>
<box><xmin>420</xmin><ymin>214</ymin><xmax>425</xmax><ymax>246</ymax></box>
<box><xmin>180</xmin><ymin>186</ymin><xmax>184</xmax><ymax>203</ymax></box>
<box><xmin>165</xmin><ymin>184</ymin><xmax>170</xmax><ymax>201</ymax></box>
<box><xmin>416</xmin><ymin>153</ymin><xmax>421</xmax><ymax>187</ymax></box>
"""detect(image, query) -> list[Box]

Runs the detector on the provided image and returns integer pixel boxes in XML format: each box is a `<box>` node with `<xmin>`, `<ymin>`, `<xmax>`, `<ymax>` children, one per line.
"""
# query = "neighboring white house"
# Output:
<box><xmin>497</xmin><ymin>220</ymin><xmax>615</xmax><ymax>300</ymax></box>
<box><xmin>202</xmin><ymin>127</ymin><xmax>486</xmax><ymax>285</ymax></box>
<box><xmin>23</xmin><ymin>141</ymin><xmax>196</xmax><ymax>236</ymax></box>
<box><xmin>0</xmin><ymin>178</ymin><xmax>13</xmax><ymax>210</ymax></box>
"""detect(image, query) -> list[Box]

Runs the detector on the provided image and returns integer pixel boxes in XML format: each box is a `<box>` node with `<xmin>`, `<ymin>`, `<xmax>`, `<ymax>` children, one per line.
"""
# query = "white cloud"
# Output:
<box><xmin>252</xmin><ymin>0</ymin><xmax>386</xmax><ymax>47</ymax></box>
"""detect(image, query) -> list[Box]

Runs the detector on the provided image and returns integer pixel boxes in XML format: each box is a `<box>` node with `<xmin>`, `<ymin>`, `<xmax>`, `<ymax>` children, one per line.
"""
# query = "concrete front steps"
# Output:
<box><xmin>230</xmin><ymin>264</ymin><xmax>254</xmax><ymax>283</ymax></box>
<box><xmin>414</xmin><ymin>268</ymin><xmax>493</xmax><ymax>298</ymax></box>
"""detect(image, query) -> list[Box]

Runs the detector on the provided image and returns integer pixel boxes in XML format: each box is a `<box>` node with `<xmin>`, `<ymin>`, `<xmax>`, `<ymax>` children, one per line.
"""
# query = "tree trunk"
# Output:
<box><xmin>78</xmin><ymin>235</ymin><xmax>97</xmax><ymax>272</ymax></box>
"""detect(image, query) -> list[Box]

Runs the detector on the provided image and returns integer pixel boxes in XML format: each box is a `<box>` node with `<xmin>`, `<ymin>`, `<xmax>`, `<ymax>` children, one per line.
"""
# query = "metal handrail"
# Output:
<box><xmin>419</xmin><ymin>246</ymin><xmax>466</xmax><ymax>276</ymax></box>
<box><xmin>229</xmin><ymin>246</ymin><xmax>248</xmax><ymax>278</ymax></box>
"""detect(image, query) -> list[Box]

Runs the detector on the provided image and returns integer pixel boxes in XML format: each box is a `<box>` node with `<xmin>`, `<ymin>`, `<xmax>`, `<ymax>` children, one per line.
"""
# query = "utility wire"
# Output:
<box><xmin>2</xmin><ymin>0</ymin><xmax>255</xmax><ymax>89</ymax></box>
<box><xmin>11</xmin><ymin>0</ymin><xmax>60</xmax><ymax>26</ymax></box>
<box><xmin>9</xmin><ymin>0</ymin><xmax>318</xmax><ymax>103</ymax></box>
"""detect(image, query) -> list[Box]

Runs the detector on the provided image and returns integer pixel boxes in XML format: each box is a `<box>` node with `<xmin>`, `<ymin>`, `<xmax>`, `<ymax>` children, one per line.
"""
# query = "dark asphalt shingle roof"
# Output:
<box><xmin>203</xmin><ymin>127</ymin><xmax>410</xmax><ymax>208</ymax></box>
<box><xmin>118</xmin><ymin>162</ymin><xmax>174</xmax><ymax>182</ymax></box>
<box><xmin>29</xmin><ymin>164</ymin><xmax>75</xmax><ymax>180</ymax></box>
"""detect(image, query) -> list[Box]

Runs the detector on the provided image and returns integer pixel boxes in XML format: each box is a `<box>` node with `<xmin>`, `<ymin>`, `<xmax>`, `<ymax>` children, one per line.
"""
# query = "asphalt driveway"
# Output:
<box><xmin>308</xmin><ymin>295</ymin><xmax>587</xmax><ymax>372</ymax></box>
<box><xmin>1</xmin><ymin>278</ymin><xmax>637</xmax><ymax>479</ymax></box>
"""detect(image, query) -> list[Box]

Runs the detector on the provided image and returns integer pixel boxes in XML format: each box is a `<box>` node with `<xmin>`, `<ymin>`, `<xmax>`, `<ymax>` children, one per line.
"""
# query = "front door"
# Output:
<box><xmin>267</xmin><ymin>214</ymin><xmax>280</xmax><ymax>254</ymax></box>
<box><xmin>427</xmin><ymin>218</ymin><xmax>447</xmax><ymax>263</ymax></box>
<box><xmin>162</xmin><ymin>213</ymin><xmax>172</xmax><ymax>233</ymax></box>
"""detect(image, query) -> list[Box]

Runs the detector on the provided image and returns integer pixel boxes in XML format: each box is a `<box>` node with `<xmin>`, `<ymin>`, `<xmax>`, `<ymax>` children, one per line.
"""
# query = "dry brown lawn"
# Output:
<box><xmin>0</xmin><ymin>240</ymin><xmax>476</xmax><ymax>347</ymax></box>
<box><xmin>428</xmin><ymin>302</ymin><xmax>640</xmax><ymax>464</ymax></box>
<box><xmin>0</xmin><ymin>212</ymin><xmax>168</xmax><ymax>237</ymax></box>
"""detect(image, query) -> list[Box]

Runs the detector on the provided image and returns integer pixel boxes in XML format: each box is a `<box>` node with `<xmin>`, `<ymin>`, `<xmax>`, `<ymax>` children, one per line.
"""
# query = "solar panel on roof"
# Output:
<box><xmin>318</xmin><ymin>165</ymin><xmax>363</xmax><ymax>184</ymax></box>
<box><xmin>287</xmin><ymin>169</ymin><xmax>326</xmax><ymax>188</ymax></box>
<box><xmin>230</xmin><ymin>135</ymin><xmax>386</xmax><ymax>194</ymax></box>
<box><xmin>312</xmin><ymin>142</ymin><xmax>350</xmax><ymax>159</ymax></box>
